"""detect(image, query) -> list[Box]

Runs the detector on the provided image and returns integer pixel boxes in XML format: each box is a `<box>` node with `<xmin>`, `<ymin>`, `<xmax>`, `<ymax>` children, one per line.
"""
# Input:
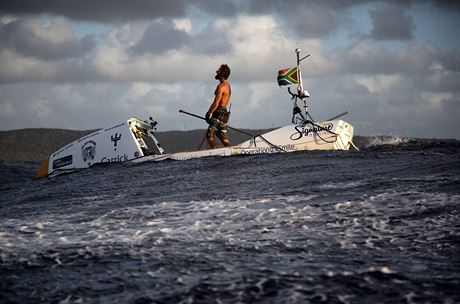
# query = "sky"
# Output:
<box><xmin>0</xmin><ymin>0</ymin><xmax>459</xmax><ymax>139</ymax></box>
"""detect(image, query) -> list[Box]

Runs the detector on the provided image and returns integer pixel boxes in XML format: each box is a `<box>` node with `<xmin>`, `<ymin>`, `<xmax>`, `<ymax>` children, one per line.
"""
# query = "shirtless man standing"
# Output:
<box><xmin>205</xmin><ymin>64</ymin><xmax>231</xmax><ymax>148</ymax></box>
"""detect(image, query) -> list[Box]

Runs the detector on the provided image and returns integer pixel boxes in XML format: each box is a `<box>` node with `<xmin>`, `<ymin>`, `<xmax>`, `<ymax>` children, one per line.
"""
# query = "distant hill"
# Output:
<box><xmin>0</xmin><ymin>129</ymin><xmax>97</xmax><ymax>162</ymax></box>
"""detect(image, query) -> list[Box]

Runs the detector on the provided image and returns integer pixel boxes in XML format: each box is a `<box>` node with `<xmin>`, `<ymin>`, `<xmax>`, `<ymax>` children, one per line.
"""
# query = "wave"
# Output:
<box><xmin>0</xmin><ymin>136</ymin><xmax>459</xmax><ymax>185</ymax></box>
<box><xmin>0</xmin><ymin>161</ymin><xmax>38</xmax><ymax>186</ymax></box>
<box><xmin>363</xmin><ymin>135</ymin><xmax>410</xmax><ymax>147</ymax></box>
<box><xmin>358</xmin><ymin>136</ymin><xmax>460</xmax><ymax>152</ymax></box>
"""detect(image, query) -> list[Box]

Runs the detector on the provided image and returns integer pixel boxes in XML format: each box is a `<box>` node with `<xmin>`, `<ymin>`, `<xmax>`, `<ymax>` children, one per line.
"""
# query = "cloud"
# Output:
<box><xmin>279</xmin><ymin>2</ymin><xmax>346</xmax><ymax>38</ymax></box>
<box><xmin>0</xmin><ymin>17</ymin><xmax>96</xmax><ymax>61</ymax></box>
<box><xmin>0</xmin><ymin>0</ymin><xmax>358</xmax><ymax>39</ymax></box>
<box><xmin>353</xmin><ymin>74</ymin><xmax>400</xmax><ymax>94</ymax></box>
<box><xmin>192</xmin><ymin>0</ymin><xmax>240</xmax><ymax>18</ymax></box>
<box><xmin>424</xmin><ymin>66</ymin><xmax>460</xmax><ymax>92</ymax></box>
<box><xmin>31</xmin><ymin>99</ymin><xmax>52</xmax><ymax>118</ymax></box>
<box><xmin>187</xmin><ymin>20</ymin><xmax>233</xmax><ymax>55</ymax></box>
<box><xmin>0</xmin><ymin>48</ymin><xmax>104</xmax><ymax>83</ymax></box>
<box><xmin>441</xmin><ymin>99</ymin><xmax>460</xmax><ymax>117</ymax></box>
<box><xmin>0</xmin><ymin>50</ymin><xmax>59</xmax><ymax>82</ymax></box>
<box><xmin>51</xmin><ymin>85</ymin><xmax>85</xmax><ymax>106</ymax></box>
<box><xmin>0</xmin><ymin>0</ymin><xmax>187</xmax><ymax>22</ymax></box>
<box><xmin>89</xmin><ymin>15</ymin><xmax>297</xmax><ymax>82</ymax></box>
<box><xmin>130</xmin><ymin>20</ymin><xmax>189</xmax><ymax>55</ymax></box>
<box><xmin>0</xmin><ymin>16</ymin><xmax>101</xmax><ymax>83</ymax></box>
<box><xmin>439</xmin><ymin>51</ymin><xmax>460</xmax><ymax>72</ymax></box>
<box><xmin>429</xmin><ymin>1</ymin><xmax>460</xmax><ymax>11</ymax></box>
<box><xmin>245</xmin><ymin>0</ymin><xmax>361</xmax><ymax>38</ymax></box>
<box><xmin>0</xmin><ymin>101</ymin><xmax>18</xmax><ymax>117</ymax></box>
<box><xmin>340</xmin><ymin>41</ymin><xmax>438</xmax><ymax>75</ymax></box>
<box><xmin>98</xmin><ymin>16</ymin><xmax>232</xmax><ymax>58</ymax></box>
<box><xmin>369</xmin><ymin>5</ymin><xmax>416</xmax><ymax>40</ymax></box>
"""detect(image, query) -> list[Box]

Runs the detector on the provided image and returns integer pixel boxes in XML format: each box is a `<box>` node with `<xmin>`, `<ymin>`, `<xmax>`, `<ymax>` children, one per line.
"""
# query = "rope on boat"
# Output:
<box><xmin>302</xmin><ymin>119</ymin><xmax>339</xmax><ymax>144</ymax></box>
<box><xmin>349</xmin><ymin>141</ymin><xmax>360</xmax><ymax>151</ymax></box>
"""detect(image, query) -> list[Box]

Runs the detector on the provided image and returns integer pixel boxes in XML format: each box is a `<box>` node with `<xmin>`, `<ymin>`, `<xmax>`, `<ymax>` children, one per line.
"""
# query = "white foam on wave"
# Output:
<box><xmin>319</xmin><ymin>180</ymin><xmax>364</xmax><ymax>190</ymax></box>
<box><xmin>0</xmin><ymin>194</ymin><xmax>322</xmax><ymax>260</ymax></box>
<box><xmin>2</xmin><ymin>190</ymin><xmax>457</xmax><ymax>264</ymax></box>
<box><xmin>332</xmin><ymin>191</ymin><xmax>460</xmax><ymax>251</ymax></box>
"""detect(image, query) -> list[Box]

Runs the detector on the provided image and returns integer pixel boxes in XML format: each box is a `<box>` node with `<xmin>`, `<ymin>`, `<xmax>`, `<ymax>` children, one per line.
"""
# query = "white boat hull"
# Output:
<box><xmin>237</xmin><ymin>119</ymin><xmax>353</xmax><ymax>152</ymax></box>
<box><xmin>37</xmin><ymin>117</ymin><xmax>354</xmax><ymax>178</ymax></box>
<box><xmin>36</xmin><ymin>118</ymin><xmax>163</xmax><ymax>178</ymax></box>
<box><xmin>133</xmin><ymin>119</ymin><xmax>354</xmax><ymax>163</ymax></box>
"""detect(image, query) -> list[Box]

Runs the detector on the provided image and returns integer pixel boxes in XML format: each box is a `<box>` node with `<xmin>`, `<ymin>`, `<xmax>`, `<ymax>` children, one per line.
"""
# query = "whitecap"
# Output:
<box><xmin>380</xmin><ymin>266</ymin><xmax>394</xmax><ymax>274</ymax></box>
<box><xmin>334</xmin><ymin>201</ymin><xmax>352</xmax><ymax>211</ymax></box>
<box><xmin>160</xmin><ymin>227</ymin><xmax>173</xmax><ymax>234</ymax></box>
<box><xmin>35</xmin><ymin>223</ymin><xmax>45</xmax><ymax>229</ymax></box>
<box><xmin>366</xmin><ymin>135</ymin><xmax>409</xmax><ymax>147</ymax></box>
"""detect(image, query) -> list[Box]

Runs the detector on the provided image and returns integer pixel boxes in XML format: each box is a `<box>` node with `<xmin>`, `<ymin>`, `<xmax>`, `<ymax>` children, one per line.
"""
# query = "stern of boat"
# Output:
<box><xmin>332</xmin><ymin>120</ymin><xmax>354</xmax><ymax>150</ymax></box>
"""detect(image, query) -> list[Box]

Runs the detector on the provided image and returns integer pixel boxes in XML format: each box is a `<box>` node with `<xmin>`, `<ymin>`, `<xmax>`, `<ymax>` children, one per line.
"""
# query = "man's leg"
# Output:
<box><xmin>206</xmin><ymin>128</ymin><xmax>217</xmax><ymax>149</ymax></box>
<box><xmin>217</xmin><ymin>130</ymin><xmax>231</xmax><ymax>147</ymax></box>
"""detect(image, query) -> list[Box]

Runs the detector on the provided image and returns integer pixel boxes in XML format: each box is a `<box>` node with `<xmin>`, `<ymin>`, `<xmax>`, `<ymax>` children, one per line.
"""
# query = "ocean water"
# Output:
<box><xmin>1</xmin><ymin>137</ymin><xmax>459</xmax><ymax>304</ymax></box>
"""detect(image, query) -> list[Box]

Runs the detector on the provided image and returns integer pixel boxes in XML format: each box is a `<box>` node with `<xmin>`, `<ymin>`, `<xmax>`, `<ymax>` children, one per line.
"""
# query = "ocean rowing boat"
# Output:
<box><xmin>36</xmin><ymin>49</ymin><xmax>356</xmax><ymax>178</ymax></box>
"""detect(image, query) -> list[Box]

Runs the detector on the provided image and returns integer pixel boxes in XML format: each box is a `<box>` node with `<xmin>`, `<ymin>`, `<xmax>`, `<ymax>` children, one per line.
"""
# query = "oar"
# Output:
<box><xmin>179</xmin><ymin>109</ymin><xmax>288</xmax><ymax>152</ymax></box>
<box><xmin>326</xmin><ymin>111</ymin><xmax>348</xmax><ymax>121</ymax></box>
<box><xmin>179</xmin><ymin>109</ymin><xmax>254</xmax><ymax>137</ymax></box>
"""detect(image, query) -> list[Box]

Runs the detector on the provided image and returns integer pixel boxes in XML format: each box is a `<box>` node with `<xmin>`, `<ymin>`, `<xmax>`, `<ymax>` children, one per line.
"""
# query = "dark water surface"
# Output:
<box><xmin>1</xmin><ymin>137</ymin><xmax>459</xmax><ymax>303</ymax></box>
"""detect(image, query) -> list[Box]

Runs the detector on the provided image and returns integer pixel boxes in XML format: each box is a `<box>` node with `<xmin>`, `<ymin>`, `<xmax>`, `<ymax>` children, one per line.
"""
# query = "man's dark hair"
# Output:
<box><xmin>220</xmin><ymin>64</ymin><xmax>230</xmax><ymax>80</ymax></box>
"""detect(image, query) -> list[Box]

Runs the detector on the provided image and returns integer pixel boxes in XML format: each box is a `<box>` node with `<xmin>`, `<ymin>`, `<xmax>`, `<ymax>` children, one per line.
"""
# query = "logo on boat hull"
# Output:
<box><xmin>81</xmin><ymin>140</ymin><xmax>96</xmax><ymax>166</ymax></box>
<box><xmin>240</xmin><ymin>145</ymin><xmax>295</xmax><ymax>155</ymax></box>
<box><xmin>111</xmin><ymin>133</ymin><xmax>121</xmax><ymax>151</ymax></box>
<box><xmin>53</xmin><ymin>155</ymin><xmax>73</xmax><ymax>169</ymax></box>
<box><xmin>290</xmin><ymin>123</ymin><xmax>334</xmax><ymax>140</ymax></box>
<box><xmin>101</xmin><ymin>154</ymin><xmax>129</xmax><ymax>163</ymax></box>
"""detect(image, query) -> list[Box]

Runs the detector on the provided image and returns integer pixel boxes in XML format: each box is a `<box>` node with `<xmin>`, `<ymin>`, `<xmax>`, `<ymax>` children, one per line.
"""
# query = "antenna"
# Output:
<box><xmin>295</xmin><ymin>48</ymin><xmax>310</xmax><ymax>96</ymax></box>
<box><xmin>295</xmin><ymin>48</ymin><xmax>302</xmax><ymax>94</ymax></box>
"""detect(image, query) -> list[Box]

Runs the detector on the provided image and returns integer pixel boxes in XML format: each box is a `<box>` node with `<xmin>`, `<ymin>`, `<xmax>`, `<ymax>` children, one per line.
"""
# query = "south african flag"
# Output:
<box><xmin>277</xmin><ymin>67</ymin><xmax>298</xmax><ymax>86</ymax></box>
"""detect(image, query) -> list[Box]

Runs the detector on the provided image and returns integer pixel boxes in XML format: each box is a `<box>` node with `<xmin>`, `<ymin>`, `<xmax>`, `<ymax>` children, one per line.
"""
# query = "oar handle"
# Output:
<box><xmin>179</xmin><ymin>109</ymin><xmax>205</xmax><ymax>121</ymax></box>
